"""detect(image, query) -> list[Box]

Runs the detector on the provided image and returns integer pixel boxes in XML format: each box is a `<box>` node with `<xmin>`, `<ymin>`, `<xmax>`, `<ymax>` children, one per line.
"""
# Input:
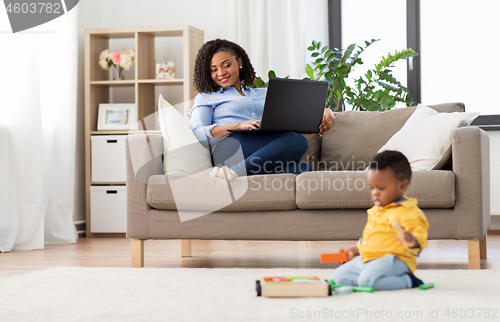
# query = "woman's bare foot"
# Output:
<box><xmin>209</xmin><ymin>166</ymin><xmax>220</xmax><ymax>178</ymax></box>
<box><xmin>217</xmin><ymin>165</ymin><xmax>238</xmax><ymax>182</ymax></box>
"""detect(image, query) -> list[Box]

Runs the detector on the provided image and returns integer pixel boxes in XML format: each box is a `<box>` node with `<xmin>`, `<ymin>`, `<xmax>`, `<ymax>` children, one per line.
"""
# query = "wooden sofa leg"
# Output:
<box><xmin>467</xmin><ymin>239</ymin><xmax>480</xmax><ymax>269</ymax></box>
<box><xmin>181</xmin><ymin>239</ymin><xmax>192</xmax><ymax>258</ymax></box>
<box><xmin>131</xmin><ymin>239</ymin><xmax>145</xmax><ymax>268</ymax></box>
<box><xmin>480</xmin><ymin>233</ymin><xmax>487</xmax><ymax>259</ymax></box>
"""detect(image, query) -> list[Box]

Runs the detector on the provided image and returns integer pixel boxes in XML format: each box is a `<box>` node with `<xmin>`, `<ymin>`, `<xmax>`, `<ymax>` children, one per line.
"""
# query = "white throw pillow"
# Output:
<box><xmin>378</xmin><ymin>104</ymin><xmax>479</xmax><ymax>171</ymax></box>
<box><xmin>157</xmin><ymin>95</ymin><xmax>212</xmax><ymax>176</ymax></box>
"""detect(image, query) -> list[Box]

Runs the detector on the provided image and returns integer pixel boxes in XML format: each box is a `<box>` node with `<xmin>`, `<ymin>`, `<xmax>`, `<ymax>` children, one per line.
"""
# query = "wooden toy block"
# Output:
<box><xmin>392</xmin><ymin>221</ymin><xmax>409</xmax><ymax>248</ymax></box>
<box><xmin>320</xmin><ymin>252</ymin><xmax>348</xmax><ymax>263</ymax></box>
<box><xmin>256</xmin><ymin>276</ymin><xmax>332</xmax><ymax>297</ymax></box>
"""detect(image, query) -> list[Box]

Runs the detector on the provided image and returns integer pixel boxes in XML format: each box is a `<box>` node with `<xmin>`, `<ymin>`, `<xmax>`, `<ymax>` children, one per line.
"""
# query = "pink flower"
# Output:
<box><xmin>99</xmin><ymin>49</ymin><xmax>109</xmax><ymax>60</ymax></box>
<box><xmin>112</xmin><ymin>52</ymin><xmax>122</xmax><ymax>65</ymax></box>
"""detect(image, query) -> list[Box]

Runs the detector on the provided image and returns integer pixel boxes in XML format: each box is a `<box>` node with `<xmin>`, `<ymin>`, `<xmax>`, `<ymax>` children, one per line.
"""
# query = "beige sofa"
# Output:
<box><xmin>126</xmin><ymin>103</ymin><xmax>490</xmax><ymax>269</ymax></box>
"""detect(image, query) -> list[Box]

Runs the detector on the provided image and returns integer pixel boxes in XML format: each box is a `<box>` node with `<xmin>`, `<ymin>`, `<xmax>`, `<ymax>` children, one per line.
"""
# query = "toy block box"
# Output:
<box><xmin>256</xmin><ymin>276</ymin><xmax>331</xmax><ymax>297</ymax></box>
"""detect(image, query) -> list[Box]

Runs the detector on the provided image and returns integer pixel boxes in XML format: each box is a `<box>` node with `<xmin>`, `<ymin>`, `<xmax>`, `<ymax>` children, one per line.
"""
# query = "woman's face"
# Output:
<box><xmin>210</xmin><ymin>51</ymin><xmax>242</xmax><ymax>89</ymax></box>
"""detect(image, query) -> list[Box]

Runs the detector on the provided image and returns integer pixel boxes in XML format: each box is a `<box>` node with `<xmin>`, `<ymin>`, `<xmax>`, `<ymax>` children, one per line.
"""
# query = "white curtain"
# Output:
<box><xmin>0</xmin><ymin>9</ymin><xmax>78</xmax><ymax>251</ymax></box>
<box><xmin>218</xmin><ymin>0</ymin><xmax>329</xmax><ymax>80</ymax></box>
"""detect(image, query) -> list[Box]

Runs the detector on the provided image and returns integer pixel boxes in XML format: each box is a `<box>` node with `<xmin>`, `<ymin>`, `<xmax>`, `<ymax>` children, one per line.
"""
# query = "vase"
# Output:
<box><xmin>114</xmin><ymin>65</ymin><xmax>125</xmax><ymax>80</ymax></box>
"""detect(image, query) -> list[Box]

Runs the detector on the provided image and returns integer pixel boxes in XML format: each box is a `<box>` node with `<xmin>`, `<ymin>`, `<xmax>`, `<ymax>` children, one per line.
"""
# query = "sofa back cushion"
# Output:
<box><xmin>320</xmin><ymin>103</ymin><xmax>465</xmax><ymax>171</ymax></box>
<box><xmin>300</xmin><ymin>134</ymin><xmax>321</xmax><ymax>169</ymax></box>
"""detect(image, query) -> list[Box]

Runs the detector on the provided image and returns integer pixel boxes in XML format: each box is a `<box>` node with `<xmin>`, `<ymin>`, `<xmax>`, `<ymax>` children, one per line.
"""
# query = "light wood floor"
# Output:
<box><xmin>1</xmin><ymin>234</ymin><xmax>499</xmax><ymax>280</ymax></box>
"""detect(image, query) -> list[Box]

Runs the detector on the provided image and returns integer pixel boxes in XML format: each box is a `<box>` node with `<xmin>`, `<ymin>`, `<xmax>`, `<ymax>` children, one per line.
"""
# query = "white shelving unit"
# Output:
<box><xmin>84</xmin><ymin>25</ymin><xmax>204</xmax><ymax>236</ymax></box>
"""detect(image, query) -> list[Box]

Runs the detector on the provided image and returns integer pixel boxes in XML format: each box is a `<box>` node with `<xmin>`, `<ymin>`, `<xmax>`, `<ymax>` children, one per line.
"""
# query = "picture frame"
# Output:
<box><xmin>97</xmin><ymin>103</ymin><xmax>136</xmax><ymax>130</ymax></box>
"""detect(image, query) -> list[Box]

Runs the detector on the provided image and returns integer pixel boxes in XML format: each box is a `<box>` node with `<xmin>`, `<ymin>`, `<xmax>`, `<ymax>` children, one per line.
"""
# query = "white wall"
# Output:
<box><xmin>78</xmin><ymin>0</ymin><xmax>220</xmax><ymax>42</ymax></box>
<box><xmin>420</xmin><ymin>0</ymin><xmax>500</xmax><ymax>114</ymax></box>
<box><xmin>74</xmin><ymin>1</ymin><xmax>102</xmax><ymax>223</ymax></box>
<box><xmin>489</xmin><ymin>131</ymin><xmax>500</xmax><ymax>228</ymax></box>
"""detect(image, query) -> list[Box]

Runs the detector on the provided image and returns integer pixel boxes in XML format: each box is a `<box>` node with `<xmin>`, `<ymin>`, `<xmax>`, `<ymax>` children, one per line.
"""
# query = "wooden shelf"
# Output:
<box><xmin>90</xmin><ymin>130</ymin><xmax>162</xmax><ymax>135</ymax></box>
<box><xmin>90</xmin><ymin>131</ymin><xmax>130</xmax><ymax>135</ymax></box>
<box><xmin>85</xmin><ymin>25</ymin><xmax>203</xmax><ymax>37</ymax></box>
<box><xmin>138</xmin><ymin>79</ymin><xmax>184</xmax><ymax>85</ymax></box>
<box><xmin>90</xmin><ymin>80</ymin><xmax>135</xmax><ymax>86</ymax></box>
<box><xmin>91</xmin><ymin>182</ymin><xmax>126</xmax><ymax>185</ymax></box>
<box><xmin>84</xmin><ymin>25</ymin><xmax>204</xmax><ymax>236</ymax></box>
<box><xmin>89</xmin><ymin>79</ymin><xmax>184</xmax><ymax>86</ymax></box>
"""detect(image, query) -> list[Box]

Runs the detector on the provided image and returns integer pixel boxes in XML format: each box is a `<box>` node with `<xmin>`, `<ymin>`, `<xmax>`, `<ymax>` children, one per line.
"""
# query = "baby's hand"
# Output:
<box><xmin>392</xmin><ymin>221</ymin><xmax>418</xmax><ymax>248</ymax></box>
<box><xmin>339</xmin><ymin>247</ymin><xmax>358</xmax><ymax>262</ymax></box>
<box><xmin>399</xmin><ymin>231</ymin><xmax>418</xmax><ymax>248</ymax></box>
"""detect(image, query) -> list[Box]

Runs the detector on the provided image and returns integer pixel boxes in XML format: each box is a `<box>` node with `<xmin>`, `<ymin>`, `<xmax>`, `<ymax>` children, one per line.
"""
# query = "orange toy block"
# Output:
<box><xmin>320</xmin><ymin>252</ymin><xmax>348</xmax><ymax>263</ymax></box>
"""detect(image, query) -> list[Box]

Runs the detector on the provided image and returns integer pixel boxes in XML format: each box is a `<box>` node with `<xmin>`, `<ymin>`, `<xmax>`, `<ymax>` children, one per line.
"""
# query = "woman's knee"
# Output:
<box><xmin>285</xmin><ymin>132</ymin><xmax>308</xmax><ymax>157</ymax></box>
<box><xmin>212</xmin><ymin>137</ymin><xmax>242</xmax><ymax>167</ymax></box>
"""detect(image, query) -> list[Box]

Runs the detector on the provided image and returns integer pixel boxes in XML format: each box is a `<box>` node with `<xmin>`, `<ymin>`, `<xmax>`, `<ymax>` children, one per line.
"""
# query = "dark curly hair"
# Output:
<box><xmin>369</xmin><ymin>150</ymin><xmax>412</xmax><ymax>183</ymax></box>
<box><xmin>193</xmin><ymin>39</ymin><xmax>256</xmax><ymax>93</ymax></box>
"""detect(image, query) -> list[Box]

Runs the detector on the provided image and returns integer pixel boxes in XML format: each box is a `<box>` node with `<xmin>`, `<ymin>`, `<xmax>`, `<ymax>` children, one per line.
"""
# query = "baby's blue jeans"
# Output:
<box><xmin>212</xmin><ymin>132</ymin><xmax>312</xmax><ymax>176</ymax></box>
<box><xmin>333</xmin><ymin>255</ymin><xmax>413</xmax><ymax>291</ymax></box>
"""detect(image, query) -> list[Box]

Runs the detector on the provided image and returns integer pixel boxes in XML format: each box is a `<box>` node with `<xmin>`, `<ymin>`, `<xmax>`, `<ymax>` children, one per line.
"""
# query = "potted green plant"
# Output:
<box><xmin>250</xmin><ymin>70</ymin><xmax>288</xmax><ymax>88</ymax></box>
<box><xmin>305</xmin><ymin>39</ymin><xmax>417</xmax><ymax>112</ymax></box>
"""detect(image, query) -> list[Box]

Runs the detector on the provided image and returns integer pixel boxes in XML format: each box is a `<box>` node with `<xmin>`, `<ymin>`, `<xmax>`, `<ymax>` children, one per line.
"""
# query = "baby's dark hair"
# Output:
<box><xmin>369</xmin><ymin>150</ymin><xmax>412</xmax><ymax>183</ymax></box>
<box><xmin>193</xmin><ymin>39</ymin><xmax>256</xmax><ymax>93</ymax></box>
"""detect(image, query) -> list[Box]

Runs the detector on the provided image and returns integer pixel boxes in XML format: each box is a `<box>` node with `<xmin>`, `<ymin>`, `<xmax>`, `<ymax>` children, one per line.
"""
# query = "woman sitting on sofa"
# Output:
<box><xmin>190</xmin><ymin>39</ymin><xmax>334</xmax><ymax>181</ymax></box>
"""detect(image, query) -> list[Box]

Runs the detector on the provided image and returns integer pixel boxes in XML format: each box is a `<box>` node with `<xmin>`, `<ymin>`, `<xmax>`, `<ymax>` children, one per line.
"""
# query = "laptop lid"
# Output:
<box><xmin>258</xmin><ymin>78</ymin><xmax>329</xmax><ymax>133</ymax></box>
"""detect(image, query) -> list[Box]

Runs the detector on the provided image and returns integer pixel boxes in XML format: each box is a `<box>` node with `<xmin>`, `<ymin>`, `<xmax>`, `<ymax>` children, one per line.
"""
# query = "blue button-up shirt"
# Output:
<box><xmin>190</xmin><ymin>86</ymin><xmax>267</xmax><ymax>145</ymax></box>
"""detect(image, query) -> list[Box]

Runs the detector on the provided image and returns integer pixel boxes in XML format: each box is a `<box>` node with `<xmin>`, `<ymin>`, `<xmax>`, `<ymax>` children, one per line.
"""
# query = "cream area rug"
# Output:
<box><xmin>1</xmin><ymin>267</ymin><xmax>499</xmax><ymax>322</ymax></box>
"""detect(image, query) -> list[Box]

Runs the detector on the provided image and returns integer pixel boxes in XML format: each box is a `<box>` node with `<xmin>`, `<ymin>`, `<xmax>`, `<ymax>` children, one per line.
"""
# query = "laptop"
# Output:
<box><xmin>227</xmin><ymin>78</ymin><xmax>329</xmax><ymax>133</ymax></box>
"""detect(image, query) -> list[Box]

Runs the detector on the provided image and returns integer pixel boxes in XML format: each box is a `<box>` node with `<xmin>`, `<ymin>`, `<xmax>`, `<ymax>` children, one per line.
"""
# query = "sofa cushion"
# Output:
<box><xmin>378</xmin><ymin>105</ymin><xmax>478</xmax><ymax>171</ymax></box>
<box><xmin>300</xmin><ymin>133</ymin><xmax>321</xmax><ymax>169</ymax></box>
<box><xmin>429</xmin><ymin>102</ymin><xmax>465</xmax><ymax>113</ymax></box>
<box><xmin>320</xmin><ymin>103</ymin><xmax>466</xmax><ymax>171</ymax></box>
<box><xmin>295</xmin><ymin>170</ymin><xmax>456</xmax><ymax>209</ymax></box>
<box><xmin>157</xmin><ymin>95</ymin><xmax>212</xmax><ymax>176</ymax></box>
<box><xmin>147</xmin><ymin>173</ymin><xmax>297</xmax><ymax>211</ymax></box>
<box><xmin>320</xmin><ymin>108</ymin><xmax>416</xmax><ymax>171</ymax></box>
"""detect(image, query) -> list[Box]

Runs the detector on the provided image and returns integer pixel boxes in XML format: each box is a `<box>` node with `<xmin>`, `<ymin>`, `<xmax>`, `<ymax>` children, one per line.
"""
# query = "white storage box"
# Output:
<box><xmin>91</xmin><ymin>135</ymin><xmax>127</xmax><ymax>182</ymax></box>
<box><xmin>90</xmin><ymin>185</ymin><xmax>126</xmax><ymax>233</ymax></box>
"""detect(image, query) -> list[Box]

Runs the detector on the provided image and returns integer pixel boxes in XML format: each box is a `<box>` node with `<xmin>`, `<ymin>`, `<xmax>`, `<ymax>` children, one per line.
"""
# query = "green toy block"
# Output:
<box><xmin>353</xmin><ymin>286</ymin><xmax>374</xmax><ymax>292</ymax></box>
<box><xmin>419</xmin><ymin>283</ymin><xmax>434</xmax><ymax>290</ymax></box>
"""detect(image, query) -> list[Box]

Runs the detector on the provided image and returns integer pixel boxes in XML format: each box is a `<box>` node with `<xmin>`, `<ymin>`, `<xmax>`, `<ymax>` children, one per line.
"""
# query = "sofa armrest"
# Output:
<box><xmin>126</xmin><ymin>134</ymin><xmax>164</xmax><ymax>239</ymax></box>
<box><xmin>451</xmin><ymin>127</ymin><xmax>490</xmax><ymax>239</ymax></box>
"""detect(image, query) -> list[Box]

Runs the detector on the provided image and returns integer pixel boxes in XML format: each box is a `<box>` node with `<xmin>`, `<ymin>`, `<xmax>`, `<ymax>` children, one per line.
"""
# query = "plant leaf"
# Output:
<box><xmin>305</xmin><ymin>64</ymin><xmax>314</xmax><ymax>79</ymax></box>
